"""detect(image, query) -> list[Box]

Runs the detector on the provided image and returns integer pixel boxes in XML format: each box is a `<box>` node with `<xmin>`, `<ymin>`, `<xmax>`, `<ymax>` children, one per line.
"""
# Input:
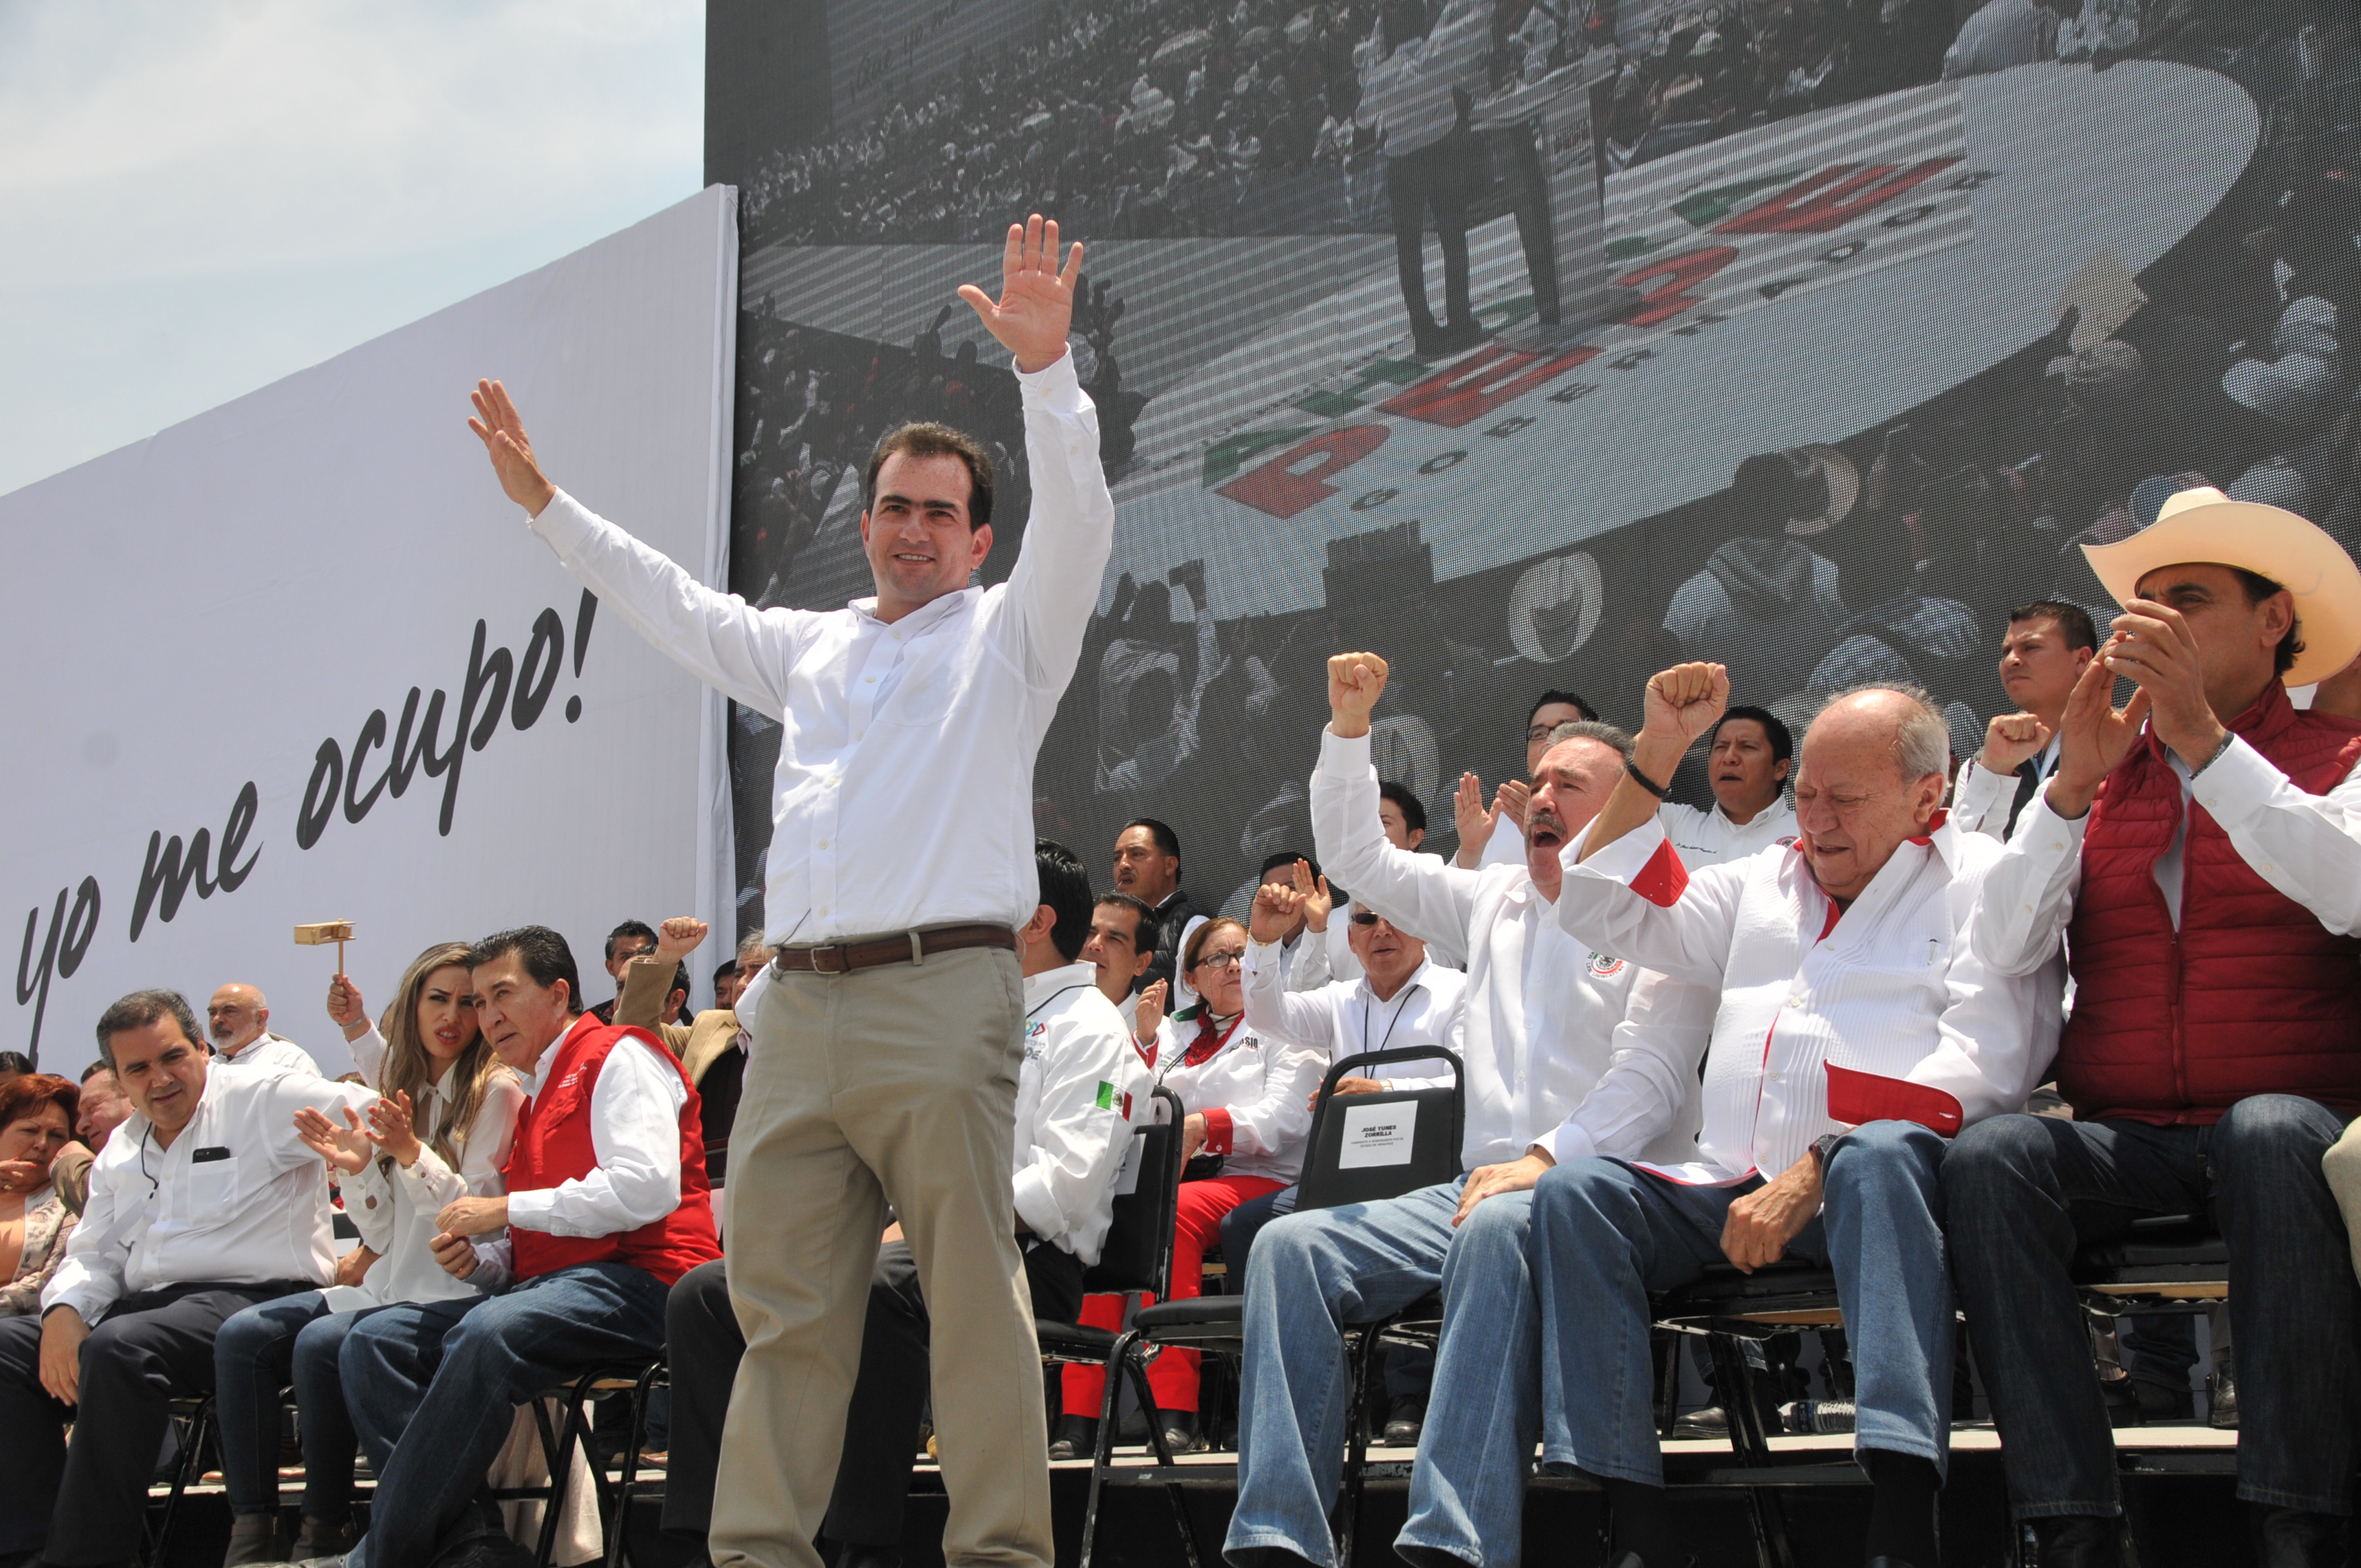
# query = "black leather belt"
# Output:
<box><xmin>773</xmin><ymin>922</ymin><xmax>1018</xmax><ymax>976</ymax></box>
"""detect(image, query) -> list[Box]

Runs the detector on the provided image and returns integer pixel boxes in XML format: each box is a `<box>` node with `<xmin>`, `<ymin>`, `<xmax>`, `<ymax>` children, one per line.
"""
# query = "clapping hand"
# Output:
<box><xmin>1250</xmin><ymin>880</ymin><xmax>1304</xmax><ymax>944</ymax></box>
<box><xmin>364</xmin><ymin>1090</ymin><xmax>424</xmax><ymax>1170</ymax></box>
<box><xmin>1453</xmin><ymin>772</ymin><xmax>1497</xmax><ymax>867</ymax></box>
<box><xmin>1135</xmin><ymin>979</ymin><xmax>1169</xmax><ymax>1045</ymax></box>
<box><xmin>2103</xmin><ymin>598</ymin><xmax>2227</xmax><ymax>769</ymax></box>
<box><xmin>2046</xmin><ymin>655</ymin><xmax>2152</xmax><ymax>819</ymax></box>
<box><xmin>294</xmin><ymin>1105</ymin><xmax>374</xmax><ymax>1176</ymax></box>
<box><xmin>1289</xmin><ymin>858</ymin><xmax>1333</xmax><ymax>933</ymax></box>
<box><xmin>957</xmin><ymin>214</ymin><xmax>1084</xmax><ymax>375</ymax></box>
<box><xmin>1980</xmin><ymin>712</ymin><xmax>2054</xmax><ymax>776</ymax></box>
<box><xmin>468</xmin><ymin>380</ymin><xmax>557</xmax><ymax>518</ymax></box>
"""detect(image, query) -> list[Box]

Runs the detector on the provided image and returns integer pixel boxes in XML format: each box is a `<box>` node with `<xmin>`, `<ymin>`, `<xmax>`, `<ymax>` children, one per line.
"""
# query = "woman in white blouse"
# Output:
<box><xmin>211</xmin><ymin>943</ymin><xmax>524</xmax><ymax>1567</ymax></box>
<box><xmin>1054</xmin><ymin>916</ymin><xmax>1320</xmax><ymax>1457</ymax></box>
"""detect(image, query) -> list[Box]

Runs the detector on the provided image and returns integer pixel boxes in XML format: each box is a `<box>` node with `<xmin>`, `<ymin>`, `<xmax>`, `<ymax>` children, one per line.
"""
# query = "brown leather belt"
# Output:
<box><xmin>773</xmin><ymin>922</ymin><xmax>1018</xmax><ymax>976</ymax></box>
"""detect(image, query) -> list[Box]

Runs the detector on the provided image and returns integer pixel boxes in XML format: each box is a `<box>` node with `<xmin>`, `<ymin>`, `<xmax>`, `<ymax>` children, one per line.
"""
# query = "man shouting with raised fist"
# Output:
<box><xmin>468</xmin><ymin>215</ymin><xmax>1112</xmax><ymax>1568</ymax></box>
<box><xmin>1408</xmin><ymin>665</ymin><xmax>2055</xmax><ymax>1568</ymax></box>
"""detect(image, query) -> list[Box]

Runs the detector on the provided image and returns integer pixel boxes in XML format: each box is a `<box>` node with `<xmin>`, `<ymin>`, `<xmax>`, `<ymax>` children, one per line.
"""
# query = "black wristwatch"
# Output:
<box><xmin>1810</xmin><ymin>1131</ymin><xmax>1844</xmax><ymax>1174</ymax></box>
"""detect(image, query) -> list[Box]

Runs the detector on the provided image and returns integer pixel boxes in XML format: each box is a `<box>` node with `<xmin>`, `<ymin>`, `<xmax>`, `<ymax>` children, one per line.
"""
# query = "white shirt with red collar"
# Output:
<box><xmin>1557</xmin><ymin>810</ymin><xmax>2058</xmax><ymax>1184</ymax></box>
<box><xmin>1144</xmin><ymin>1010</ymin><xmax>1322</xmax><ymax>1183</ymax></box>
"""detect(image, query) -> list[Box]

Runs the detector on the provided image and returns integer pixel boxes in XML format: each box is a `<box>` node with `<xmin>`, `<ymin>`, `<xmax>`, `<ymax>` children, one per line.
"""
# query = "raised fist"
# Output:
<box><xmin>1642</xmin><ymin>662</ymin><xmax>1730</xmax><ymax>749</ymax></box>
<box><xmin>656</xmin><ymin>917</ymin><xmax>709</xmax><ymax>965</ymax></box>
<box><xmin>1979</xmin><ymin>712</ymin><xmax>2053</xmax><ymax>777</ymax></box>
<box><xmin>1327</xmin><ymin>651</ymin><xmax>1390</xmax><ymax>738</ymax></box>
<box><xmin>1250</xmin><ymin>880</ymin><xmax>1304</xmax><ymax>944</ymax></box>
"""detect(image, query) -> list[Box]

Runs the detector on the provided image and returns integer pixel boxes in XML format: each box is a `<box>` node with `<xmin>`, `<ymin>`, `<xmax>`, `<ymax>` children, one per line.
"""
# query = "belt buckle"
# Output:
<box><xmin>807</xmin><ymin>943</ymin><xmax>847</xmax><ymax>976</ymax></box>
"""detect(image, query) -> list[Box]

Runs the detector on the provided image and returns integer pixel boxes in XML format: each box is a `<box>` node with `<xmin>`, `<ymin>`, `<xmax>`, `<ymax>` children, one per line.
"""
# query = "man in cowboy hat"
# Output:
<box><xmin>1949</xmin><ymin>486</ymin><xmax>2361</xmax><ymax>1567</ymax></box>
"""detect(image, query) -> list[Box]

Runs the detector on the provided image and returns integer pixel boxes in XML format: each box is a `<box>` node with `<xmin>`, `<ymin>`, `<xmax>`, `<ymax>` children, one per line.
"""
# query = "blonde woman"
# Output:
<box><xmin>210</xmin><ymin>944</ymin><xmax>523</xmax><ymax>1567</ymax></box>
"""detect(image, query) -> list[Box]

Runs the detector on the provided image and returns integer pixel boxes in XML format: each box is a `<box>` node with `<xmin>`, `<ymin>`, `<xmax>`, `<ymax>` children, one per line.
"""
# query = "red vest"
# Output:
<box><xmin>505</xmin><ymin>1018</ymin><xmax>722</xmax><ymax>1286</ymax></box>
<box><xmin>2061</xmin><ymin>680</ymin><xmax>2361</xmax><ymax>1125</ymax></box>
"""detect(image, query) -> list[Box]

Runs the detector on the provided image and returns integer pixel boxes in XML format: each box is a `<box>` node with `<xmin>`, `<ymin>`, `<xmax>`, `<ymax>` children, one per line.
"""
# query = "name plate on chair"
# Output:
<box><xmin>1336</xmin><ymin>1101</ymin><xmax>1417</xmax><ymax>1169</ymax></box>
<box><xmin>1112</xmin><ymin>1133</ymin><xmax>1146</xmax><ymax>1196</ymax></box>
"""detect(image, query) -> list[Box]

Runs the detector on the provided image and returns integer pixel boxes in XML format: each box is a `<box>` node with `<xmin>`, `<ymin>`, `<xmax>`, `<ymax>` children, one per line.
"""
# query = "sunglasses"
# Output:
<box><xmin>1350</xmin><ymin>911</ymin><xmax>1381</xmax><ymax>926</ymax></box>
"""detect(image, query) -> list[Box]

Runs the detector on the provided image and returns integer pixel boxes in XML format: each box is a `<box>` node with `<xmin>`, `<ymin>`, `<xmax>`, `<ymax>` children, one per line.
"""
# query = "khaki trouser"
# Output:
<box><xmin>2326</xmin><ymin>1114</ymin><xmax>2361</xmax><ymax>1286</ymax></box>
<box><xmin>711</xmin><ymin>944</ymin><xmax>1047</xmax><ymax>1568</ymax></box>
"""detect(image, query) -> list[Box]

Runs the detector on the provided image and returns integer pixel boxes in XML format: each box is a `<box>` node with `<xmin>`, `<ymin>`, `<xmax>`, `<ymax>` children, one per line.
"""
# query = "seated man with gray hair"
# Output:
<box><xmin>1401</xmin><ymin>668</ymin><xmax>2054</xmax><ymax>1568</ymax></box>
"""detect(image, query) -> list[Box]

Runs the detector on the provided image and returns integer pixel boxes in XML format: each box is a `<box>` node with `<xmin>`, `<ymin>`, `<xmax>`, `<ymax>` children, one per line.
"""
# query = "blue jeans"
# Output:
<box><xmin>214</xmin><ymin>1291</ymin><xmax>401</xmax><ymax>1521</ymax></box>
<box><xmin>1404</xmin><ymin>1123</ymin><xmax>1954</xmax><ymax>1567</ymax></box>
<box><xmin>339</xmin><ymin>1262</ymin><xmax>670</xmax><ymax>1568</ymax></box>
<box><xmin>1224</xmin><ymin>1177</ymin><xmax>1533</xmax><ymax>1568</ymax></box>
<box><xmin>1222</xmin><ymin>1186</ymin><xmax>1433</xmax><ymax>1407</ymax></box>
<box><xmin>1943</xmin><ymin>1096</ymin><xmax>2360</xmax><ymax>1519</ymax></box>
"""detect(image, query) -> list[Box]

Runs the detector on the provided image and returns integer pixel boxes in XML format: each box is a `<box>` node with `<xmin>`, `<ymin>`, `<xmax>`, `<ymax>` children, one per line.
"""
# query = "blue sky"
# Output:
<box><xmin>0</xmin><ymin>0</ymin><xmax>704</xmax><ymax>498</ymax></box>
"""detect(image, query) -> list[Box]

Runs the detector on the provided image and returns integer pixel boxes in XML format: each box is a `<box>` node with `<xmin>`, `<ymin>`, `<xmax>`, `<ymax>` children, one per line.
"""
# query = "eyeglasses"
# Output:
<box><xmin>1194</xmin><ymin>951</ymin><xmax>1246</xmax><ymax>971</ymax></box>
<box><xmin>1350</xmin><ymin>911</ymin><xmax>1381</xmax><ymax>926</ymax></box>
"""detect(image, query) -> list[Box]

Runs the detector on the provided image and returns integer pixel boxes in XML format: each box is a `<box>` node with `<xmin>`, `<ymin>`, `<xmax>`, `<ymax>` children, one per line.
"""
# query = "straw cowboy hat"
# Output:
<box><xmin>1781</xmin><ymin>446</ymin><xmax>1860</xmax><ymax>537</ymax></box>
<box><xmin>2080</xmin><ymin>485</ymin><xmax>2361</xmax><ymax>686</ymax></box>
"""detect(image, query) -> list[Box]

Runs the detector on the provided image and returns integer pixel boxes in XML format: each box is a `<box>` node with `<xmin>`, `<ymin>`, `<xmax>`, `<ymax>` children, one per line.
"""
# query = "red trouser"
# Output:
<box><xmin>1062</xmin><ymin>1172</ymin><xmax>1284</xmax><ymax>1415</ymax></box>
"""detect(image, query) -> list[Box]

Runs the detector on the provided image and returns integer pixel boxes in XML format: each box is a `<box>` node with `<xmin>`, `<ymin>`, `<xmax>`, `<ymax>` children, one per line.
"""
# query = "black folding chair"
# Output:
<box><xmin>1034</xmin><ymin>1088</ymin><xmax>1193</xmax><ymax>1568</ymax></box>
<box><xmin>487</xmin><ymin>1354</ymin><xmax>668</xmax><ymax>1567</ymax></box>
<box><xmin>148</xmin><ymin>1393</ymin><xmax>220</xmax><ymax>1568</ymax></box>
<box><xmin>1653</xmin><ymin>1258</ymin><xmax>1849</xmax><ymax>1568</ymax></box>
<box><xmin>1077</xmin><ymin>1048</ymin><xmax>1465</xmax><ymax>1568</ymax></box>
<box><xmin>2072</xmin><ymin>1211</ymin><xmax>2227</xmax><ymax>1309</ymax></box>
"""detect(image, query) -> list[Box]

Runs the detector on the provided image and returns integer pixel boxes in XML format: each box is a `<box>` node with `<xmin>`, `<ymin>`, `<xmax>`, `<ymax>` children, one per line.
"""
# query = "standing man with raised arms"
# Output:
<box><xmin>466</xmin><ymin>214</ymin><xmax>1111</xmax><ymax>1568</ymax></box>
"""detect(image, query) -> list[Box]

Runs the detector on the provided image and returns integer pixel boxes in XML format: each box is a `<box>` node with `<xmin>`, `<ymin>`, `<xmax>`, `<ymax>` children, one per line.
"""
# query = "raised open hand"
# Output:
<box><xmin>2047</xmin><ymin>654</ymin><xmax>2151</xmax><ymax>819</ymax></box>
<box><xmin>1642</xmin><ymin>662</ymin><xmax>1730</xmax><ymax>749</ymax></box>
<box><xmin>294</xmin><ymin>1105</ymin><xmax>373</xmax><ymax>1176</ymax></box>
<box><xmin>1135</xmin><ymin>979</ymin><xmax>1169</xmax><ymax>1044</ymax></box>
<box><xmin>1454</xmin><ymin>772</ymin><xmax>1498</xmax><ymax>868</ymax></box>
<box><xmin>1250</xmin><ymin>879</ymin><xmax>1305</xmax><ymax>944</ymax></box>
<box><xmin>957</xmin><ymin>214</ymin><xmax>1084</xmax><ymax>374</ymax></box>
<box><xmin>1327</xmin><ymin>651</ymin><xmax>1390</xmax><ymax>738</ymax></box>
<box><xmin>1289</xmin><ymin>858</ymin><xmax>1332</xmax><ymax>932</ymax></box>
<box><xmin>468</xmin><ymin>380</ymin><xmax>556</xmax><ymax>518</ymax></box>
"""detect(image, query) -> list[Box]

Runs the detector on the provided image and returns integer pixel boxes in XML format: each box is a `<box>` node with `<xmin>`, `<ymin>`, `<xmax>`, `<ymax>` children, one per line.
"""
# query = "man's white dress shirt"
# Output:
<box><xmin>1241</xmin><ymin>947</ymin><xmax>1466</xmax><ymax>1089</ymax></box>
<box><xmin>339</xmin><ymin>1059</ymin><xmax>526</xmax><ymax>1306</ymax></box>
<box><xmin>44</xmin><ymin>1062</ymin><xmax>377</xmax><ymax>1324</ymax></box>
<box><xmin>214</xmin><ymin>1032</ymin><xmax>322</xmax><ymax>1077</ymax></box>
<box><xmin>1560</xmin><ymin>812</ymin><xmax>2056</xmax><ymax>1185</ymax></box>
<box><xmin>466</xmin><ymin>1015</ymin><xmax>690</xmax><ymax>1281</ymax></box>
<box><xmin>1315</xmin><ymin>729</ymin><xmax>1713</xmax><ymax>1169</ymax></box>
<box><xmin>1658</xmin><ymin>799</ymin><xmax>1799</xmax><ymax>867</ymax></box>
<box><xmin>1013</xmin><ymin>964</ymin><xmax>1153</xmax><ymax>1266</ymax></box>
<box><xmin>1973</xmin><ymin>730</ymin><xmax>2361</xmax><ymax>976</ymax></box>
<box><xmin>525</xmin><ymin>352</ymin><xmax>1112</xmax><ymax>944</ymax></box>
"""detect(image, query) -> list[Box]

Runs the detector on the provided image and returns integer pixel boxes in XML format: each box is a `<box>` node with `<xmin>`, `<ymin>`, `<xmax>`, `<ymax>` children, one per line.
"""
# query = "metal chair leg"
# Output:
<box><xmin>1705</xmin><ymin>1331</ymin><xmax>1794</xmax><ymax>1568</ymax></box>
<box><xmin>1333</xmin><ymin>1324</ymin><xmax>1383</xmax><ymax>1568</ymax></box>
<box><xmin>1078</xmin><ymin>1328</ymin><xmax>1141</xmax><ymax>1568</ymax></box>
<box><xmin>606</xmin><ymin>1362</ymin><xmax>664</xmax><ymax>1568</ymax></box>
<box><xmin>533</xmin><ymin>1375</ymin><xmax>598</xmax><ymax>1568</ymax></box>
<box><xmin>148</xmin><ymin>1398</ymin><xmax>214</xmax><ymax>1568</ymax></box>
<box><xmin>1125</xmin><ymin>1349</ymin><xmax>1205</xmax><ymax>1568</ymax></box>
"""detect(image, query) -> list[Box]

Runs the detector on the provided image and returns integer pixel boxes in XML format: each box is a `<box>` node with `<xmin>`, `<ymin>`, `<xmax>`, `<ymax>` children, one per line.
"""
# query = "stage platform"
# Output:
<box><xmin>137</xmin><ymin>1425</ymin><xmax>2253</xmax><ymax>1568</ymax></box>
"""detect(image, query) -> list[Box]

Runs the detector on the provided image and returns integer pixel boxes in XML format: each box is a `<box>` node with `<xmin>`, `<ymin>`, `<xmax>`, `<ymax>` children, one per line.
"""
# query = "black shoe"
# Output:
<box><xmin>1429</xmin><ymin>319</ymin><xmax>1490</xmax><ymax>355</ymax></box>
<box><xmin>1153</xmin><ymin>1407</ymin><xmax>1201</xmax><ymax>1455</ymax></box>
<box><xmin>2253</xmin><ymin>1506</ymin><xmax>2349</xmax><ymax>1567</ymax></box>
<box><xmin>429</xmin><ymin>1531</ymin><xmax>536</xmax><ymax>1568</ymax></box>
<box><xmin>2030</xmin><ymin>1515</ymin><xmax>2123</xmax><ymax>1568</ymax></box>
<box><xmin>1047</xmin><ymin>1413</ymin><xmax>1099</xmax><ymax>1461</ymax></box>
<box><xmin>1382</xmin><ymin>1395</ymin><xmax>1426</xmax><ymax>1447</ymax></box>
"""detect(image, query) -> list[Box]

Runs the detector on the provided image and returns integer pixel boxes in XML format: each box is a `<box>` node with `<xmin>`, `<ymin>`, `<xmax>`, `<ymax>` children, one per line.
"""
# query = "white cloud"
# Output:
<box><xmin>0</xmin><ymin>0</ymin><xmax>703</xmax><ymax>496</ymax></box>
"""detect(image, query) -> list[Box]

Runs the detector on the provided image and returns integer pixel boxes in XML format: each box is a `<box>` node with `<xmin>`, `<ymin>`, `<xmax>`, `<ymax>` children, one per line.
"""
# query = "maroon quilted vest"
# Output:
<box><xmin>2061</xmin><ymin>681</ymin><xmax>2361</xmax><ymax>1125</ymax></box>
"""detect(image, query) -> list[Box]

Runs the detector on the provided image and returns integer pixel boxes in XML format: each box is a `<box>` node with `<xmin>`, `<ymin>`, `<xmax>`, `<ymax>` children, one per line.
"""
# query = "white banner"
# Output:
<box><xmin>2</xmin><ymin>186</ymin><xmax>740</xmax><ymax>1077</ymax></box>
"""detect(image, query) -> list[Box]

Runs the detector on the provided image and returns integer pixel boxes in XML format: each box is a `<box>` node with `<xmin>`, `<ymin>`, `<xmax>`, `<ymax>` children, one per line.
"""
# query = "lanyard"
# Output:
<box><xmin>1357</xmin><ymin>982</ymin><xmax>1419</xmax><ymax>1062</ymax></box>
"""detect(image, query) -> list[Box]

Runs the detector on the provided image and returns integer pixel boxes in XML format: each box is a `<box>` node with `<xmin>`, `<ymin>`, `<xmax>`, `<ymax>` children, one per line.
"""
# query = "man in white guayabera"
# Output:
<box><xmin>467</xmin><ymin>214</ymin><xmax>1112</xmax><ymax>1568</ymax></box>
